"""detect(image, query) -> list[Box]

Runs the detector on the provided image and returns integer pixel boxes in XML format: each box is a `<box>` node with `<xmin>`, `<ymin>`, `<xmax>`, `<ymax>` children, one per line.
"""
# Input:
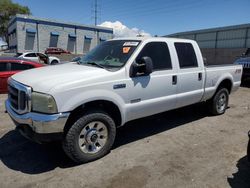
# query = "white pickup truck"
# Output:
<box><xmin>5</xmin><ymin>37</ymin><xmax>242</xmax><ymax>163</ymax></box>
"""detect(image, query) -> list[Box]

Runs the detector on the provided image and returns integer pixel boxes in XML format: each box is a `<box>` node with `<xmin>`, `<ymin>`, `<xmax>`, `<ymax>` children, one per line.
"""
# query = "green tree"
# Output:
<box><xmin>0</xmin><ymin>0</ymin><xmax>31</xmax><ymax>44</ymax></box>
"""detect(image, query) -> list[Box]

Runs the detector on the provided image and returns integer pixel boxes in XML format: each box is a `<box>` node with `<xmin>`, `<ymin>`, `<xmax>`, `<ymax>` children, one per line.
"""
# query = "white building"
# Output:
<box><xmin>8</xmin><ymin>14</ymin><xmax>113</xmax><ymax>54</ymax></box>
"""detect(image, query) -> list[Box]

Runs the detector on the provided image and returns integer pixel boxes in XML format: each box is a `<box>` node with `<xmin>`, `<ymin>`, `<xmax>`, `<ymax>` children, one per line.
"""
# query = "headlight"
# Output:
<box><xmin>32</xmin><ymin>92</ymin><xmax>58</xmax><ymax>114</ymax></box>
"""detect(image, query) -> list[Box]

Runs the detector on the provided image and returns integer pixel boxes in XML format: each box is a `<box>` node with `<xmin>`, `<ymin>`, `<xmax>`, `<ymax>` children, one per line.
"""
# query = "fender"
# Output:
<box><xmin>55</xmin><ymin>89</ymin><xmax>127</xmax><ymax>125</ymax></box>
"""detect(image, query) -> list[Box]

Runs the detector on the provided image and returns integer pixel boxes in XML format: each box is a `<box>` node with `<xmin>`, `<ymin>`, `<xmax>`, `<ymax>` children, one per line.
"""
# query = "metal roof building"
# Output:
<box><xmin>166</xmin><ymin>24</ymin><xmax>250</xmax><ymax>49</ymax></box>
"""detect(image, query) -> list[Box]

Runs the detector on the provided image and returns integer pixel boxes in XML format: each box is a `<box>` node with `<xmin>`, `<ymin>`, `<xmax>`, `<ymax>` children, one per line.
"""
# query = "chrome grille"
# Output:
<box><xmin>8</xmin><ymin>79</ymin><xmax>32</xmax><ymax>114</ymax></box>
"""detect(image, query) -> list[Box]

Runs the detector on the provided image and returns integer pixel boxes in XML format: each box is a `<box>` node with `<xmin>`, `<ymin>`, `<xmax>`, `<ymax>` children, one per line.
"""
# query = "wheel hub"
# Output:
<box><xmin>85</xmin><ymin>130</ymin><xmax>98</xmax><ymax>143</ymax></box>
<box><xmin>217</xmin><ymin>93</ymin><xmax>227</xmax><ymax>112</ymax></box>
<box><xmin>78</xmin><ymin>121</ymin><xmax>108</xmax><ymax>154</ymax></box>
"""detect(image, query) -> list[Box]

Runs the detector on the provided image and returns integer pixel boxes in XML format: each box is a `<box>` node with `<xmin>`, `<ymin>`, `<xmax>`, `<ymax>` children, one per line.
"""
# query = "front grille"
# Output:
<box><xmin>8</xmin><ymin>79</ymin><xmax>31</xmax><ymax>114</ymax></box>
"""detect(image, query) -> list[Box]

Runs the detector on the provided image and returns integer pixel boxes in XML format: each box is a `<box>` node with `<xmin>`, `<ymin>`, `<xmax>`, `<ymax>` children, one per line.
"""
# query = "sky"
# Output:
<box><xmin>12</xmin><ymin>0</ymin><xmax>250</xmax><ymax>37</ymax></box>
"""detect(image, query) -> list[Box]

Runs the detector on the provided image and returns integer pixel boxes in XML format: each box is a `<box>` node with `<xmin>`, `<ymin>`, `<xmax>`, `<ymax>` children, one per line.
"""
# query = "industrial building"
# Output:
<box><xmin>8</xmin><ymin>14</ymin><xmax>113</xmax><ymax>54</ymax></box>
<box><xmin>166</xmin><ymin>24</ymin><xmax>250</xmax><ymax>64</ymax></box>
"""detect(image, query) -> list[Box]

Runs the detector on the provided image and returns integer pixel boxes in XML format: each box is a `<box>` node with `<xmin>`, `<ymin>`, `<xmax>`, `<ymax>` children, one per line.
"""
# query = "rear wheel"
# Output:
<box><xmin>51</xmin><ymin>60</ymin><xmax>58</xmax><ymax>65</ymax></box>
<box><xmin>62</xmin><ymin>110</ymin><xmax>116</xmax><ymax>163</ymax></box>
<box><xmin>209</xmin><ymin>88</ymin><xmax>229</xmax><ymax>115</ymax></box>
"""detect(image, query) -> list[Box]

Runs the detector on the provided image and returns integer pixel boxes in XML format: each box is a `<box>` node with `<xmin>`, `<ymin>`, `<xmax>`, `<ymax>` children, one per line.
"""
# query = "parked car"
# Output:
<box><xmin>5</xmin><ymin>37</ymin><xmax>242</xmax><ymax>163</ymax></box>
<box><xmin>45</xmin><ymin>47</ymin><xmax>71</xmax><ymax>55</ymax></box>
<box><xmin>0</xmin><ymin>57</ymin><xmax>43</xmax><ymax>93</ymax></box>
<box><xmin>0</xmin><ymin>40</ymin><xmax>8</xmax><ymax>51</ymax></box>
<box><xmin>0</xmin><ymin>45</ymin><xmax>8</xmax><ymax>51</ymax></box>
<box><xmin>234</xmin><ymin>56</ymin><xmax>250</xmax><ymax>81</ymax></box>
<box><xmin>15</xmin><ymin>52</ymin><xmax>60</xmax><ymax>65</ymax></box>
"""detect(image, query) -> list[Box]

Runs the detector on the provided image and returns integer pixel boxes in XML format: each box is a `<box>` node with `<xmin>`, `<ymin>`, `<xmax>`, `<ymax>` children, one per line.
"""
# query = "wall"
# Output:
<box><xmin>168</xmin><ymin>26</ymin><xmax>250</xmax><ymax>49</ymax></box>
<box><xmin>201</xmin><ymin>48</ymin><xmax>247</xmax><ymax>65</ymax></box>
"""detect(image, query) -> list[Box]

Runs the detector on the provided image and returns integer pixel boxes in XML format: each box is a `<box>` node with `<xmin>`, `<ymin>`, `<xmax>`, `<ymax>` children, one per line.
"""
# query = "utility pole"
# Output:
<box><xmin>94</xmin><ymin>0</ymin><xmax>98</xmax><ymax>26</ymax></box>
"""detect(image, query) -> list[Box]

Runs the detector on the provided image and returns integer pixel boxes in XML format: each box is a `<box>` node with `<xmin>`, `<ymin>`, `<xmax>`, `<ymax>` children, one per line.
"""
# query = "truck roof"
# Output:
<box><xmin>110</xmin><ymin>37</ymin><xmax>195</xmax><ymax>43</ymax></box>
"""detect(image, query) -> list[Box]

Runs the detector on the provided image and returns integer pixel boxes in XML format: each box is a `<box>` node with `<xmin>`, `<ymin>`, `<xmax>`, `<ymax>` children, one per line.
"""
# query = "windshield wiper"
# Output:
<box><xmin>85</xmin><ymin>61</ymin><xmax>106</xmax><ymax>69</ymax></box>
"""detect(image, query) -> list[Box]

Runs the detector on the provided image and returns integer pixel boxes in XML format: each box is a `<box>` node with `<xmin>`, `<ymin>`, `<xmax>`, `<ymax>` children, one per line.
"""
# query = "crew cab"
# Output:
<box><xmin>5</xmin><ymin>37</ymin><xmax>242</xmax><ymax>163</ymax></box>
<box><xmin>0</xmin><ymin>57</ymin><xmax>43</xmax><ymax>93</ymax></box>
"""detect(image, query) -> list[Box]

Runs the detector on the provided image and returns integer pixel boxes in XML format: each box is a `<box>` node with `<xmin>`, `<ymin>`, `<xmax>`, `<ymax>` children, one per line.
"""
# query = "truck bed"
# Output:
<box><xmin>202</xmin><ymin>64</ymin><xmax>242</xmax><ymax>101</ymax></box>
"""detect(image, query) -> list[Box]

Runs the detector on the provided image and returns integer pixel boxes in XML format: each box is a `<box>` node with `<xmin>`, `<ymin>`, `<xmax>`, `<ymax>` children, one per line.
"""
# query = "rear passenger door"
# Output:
<box><xmin>174</xmin><ymin>42</ymin><xmax>204</xmax><ymax>108</ymax></box>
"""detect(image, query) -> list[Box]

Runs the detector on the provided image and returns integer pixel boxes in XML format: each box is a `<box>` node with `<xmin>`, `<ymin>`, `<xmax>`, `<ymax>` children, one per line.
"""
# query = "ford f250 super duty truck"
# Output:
<box><xmin>5</xmin><ymin>37</ymin><xmax>242</xmax><ymax>163</ymax></box>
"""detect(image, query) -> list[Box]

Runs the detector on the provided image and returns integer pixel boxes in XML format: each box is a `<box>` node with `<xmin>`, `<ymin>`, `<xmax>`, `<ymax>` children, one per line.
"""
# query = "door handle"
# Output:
<box><xmin>172</xmin><ymin>75</ymin><xmax>177</xmax><ymax>85</ymax></box>
<box><xmin>198</xmin><ymin>72</ymin><xmax>202</xmax><ymax>81</ymax></box>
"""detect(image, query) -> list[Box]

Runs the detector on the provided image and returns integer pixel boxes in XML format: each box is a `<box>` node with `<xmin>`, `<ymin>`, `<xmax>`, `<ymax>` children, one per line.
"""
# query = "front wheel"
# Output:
<box><xmin>62</xmin><ymin>111</ymin><xmax>116</xmax><ymax>163</ymax></box>
<box><xmin>209</xmin><ymin>88</ymin><xmax>229</xmax><ymax>115</ymax></box>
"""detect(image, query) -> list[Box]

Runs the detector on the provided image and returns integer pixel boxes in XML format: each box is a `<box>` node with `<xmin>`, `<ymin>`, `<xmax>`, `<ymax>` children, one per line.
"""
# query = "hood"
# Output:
<box><xmin>12</xmin><ymin>62</ymin><xmax>110</xmax><ymax>93</ymax></box>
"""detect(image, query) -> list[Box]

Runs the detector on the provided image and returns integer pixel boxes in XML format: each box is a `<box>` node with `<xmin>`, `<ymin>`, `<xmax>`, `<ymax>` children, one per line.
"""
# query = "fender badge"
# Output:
<box><xmin>113</xmin><ymin>84</ymin><xmax>126</xmax><ymax>89</ymax></box>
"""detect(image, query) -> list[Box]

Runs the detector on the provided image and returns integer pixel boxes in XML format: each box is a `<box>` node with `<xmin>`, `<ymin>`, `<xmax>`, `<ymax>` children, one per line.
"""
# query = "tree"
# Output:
<box><xmin>0</xmin><ymin>0</ymin><xmax>31</xmax><ymax>44</ymax></box>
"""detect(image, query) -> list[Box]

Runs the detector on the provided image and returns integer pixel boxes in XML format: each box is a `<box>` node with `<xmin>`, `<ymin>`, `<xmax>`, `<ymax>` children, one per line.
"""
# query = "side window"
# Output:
<box><xmin>25</xmin><ymin>53</ymin><xmax>37</xmax><ymax>57</ymax></box>
<box><xmin>11</xmin><ymin>63</ymin><xmax>33</xmax><ymax>71</ymax></box>
<box><xmin>174</xmin><ymin>43</ymin><xmax>198</xmax><ymax>68</ymax></box>
<box><xmin>136</xmin><ymin>42</ymin><xmax>172</xmax><ymax>70</ymax></box>
<box><xmin>0</xmin><ymin>62</ymin><xmax>8</xmax><ymax>72</ymax></box>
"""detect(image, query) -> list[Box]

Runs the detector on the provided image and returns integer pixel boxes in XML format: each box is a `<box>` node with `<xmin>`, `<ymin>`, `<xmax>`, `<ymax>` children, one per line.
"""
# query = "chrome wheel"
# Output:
<box><xmin>78</xmin><ymin>121</ymin><xmax>108</xmax><ymax>154</ymax></box>
<box><xmin>216</xmin><ymin>93</ymin><xmax>227</xmax><ymax>113</ymax></box>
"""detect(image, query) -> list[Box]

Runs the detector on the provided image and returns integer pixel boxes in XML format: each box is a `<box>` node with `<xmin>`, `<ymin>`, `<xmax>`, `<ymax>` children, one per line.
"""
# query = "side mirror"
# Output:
<box><xmin>130</xmin><ymin>56</ymin><xmax>153</xmax><ymax>77</ymax></box>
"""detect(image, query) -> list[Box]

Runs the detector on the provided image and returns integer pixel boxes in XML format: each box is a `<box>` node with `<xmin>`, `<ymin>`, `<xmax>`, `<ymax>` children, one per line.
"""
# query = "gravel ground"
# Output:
<box><xmin>0</xmin><ymin>84</ymin><xmax>250</xmax><ymax>188</ymax></box>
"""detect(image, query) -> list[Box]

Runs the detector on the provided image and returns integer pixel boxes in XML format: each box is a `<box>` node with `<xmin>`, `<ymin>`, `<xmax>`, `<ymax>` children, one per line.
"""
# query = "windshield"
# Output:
<box><xmin>78</xmin><ymin>40</ymin><xmax>140</xmax><ymax>70</ymax></box>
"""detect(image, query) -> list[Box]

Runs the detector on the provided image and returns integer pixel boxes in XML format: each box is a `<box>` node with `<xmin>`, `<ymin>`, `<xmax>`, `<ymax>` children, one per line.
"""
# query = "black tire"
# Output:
<box><xmin>209</xmin><ymin>88</ymin><xmax>229</xmax><ymax>115</ymax></box>
<box><xmin>51</xmin><ymin>60</ymin><xmax>58</xmax><ymax>65</ymax></box>
<box><xmin>62</xmin><ymin>110</ymin><xmax>116</xmax><ymax>163</ymax></box>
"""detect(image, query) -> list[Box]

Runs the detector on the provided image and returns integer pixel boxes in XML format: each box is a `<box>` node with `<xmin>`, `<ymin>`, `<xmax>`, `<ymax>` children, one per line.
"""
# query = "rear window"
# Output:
<box><xmin>175</xmin><ymin>43</ymin><xmax>198</xmax><ymax>68</ymax></box>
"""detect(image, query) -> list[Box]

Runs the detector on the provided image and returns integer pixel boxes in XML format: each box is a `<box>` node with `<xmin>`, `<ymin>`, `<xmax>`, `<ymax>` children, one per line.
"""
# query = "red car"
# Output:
<box><xmin>0</xmin><ymin>57</ymin><xmax>44</xmax><ymax>93</ymax></box>
<box><xmin>45</xmin><ymin>47</ymin><xmax>71</xmax><ymax>55</ymax></box>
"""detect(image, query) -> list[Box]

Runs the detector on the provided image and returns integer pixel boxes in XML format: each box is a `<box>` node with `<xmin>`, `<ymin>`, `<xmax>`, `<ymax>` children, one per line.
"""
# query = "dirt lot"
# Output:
<box><xmin>0</xmin><ymin>84</ymin><xmax>250</xmax><ymax>188</ymax></box>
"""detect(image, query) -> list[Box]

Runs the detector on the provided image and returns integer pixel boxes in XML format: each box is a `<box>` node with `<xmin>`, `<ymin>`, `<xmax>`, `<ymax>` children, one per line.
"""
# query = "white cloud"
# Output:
<box><xmin>99</xmin><ymin>21</ymin><xmax>151</xmax><ymax>38</ymax></box>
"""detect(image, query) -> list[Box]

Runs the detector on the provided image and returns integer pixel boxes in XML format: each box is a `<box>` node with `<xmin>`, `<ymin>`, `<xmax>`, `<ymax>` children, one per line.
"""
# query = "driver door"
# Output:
<box><xmin>126</xmin><ymin>42</ymin><xmax>177</xmax><ymax>121</ymax></box>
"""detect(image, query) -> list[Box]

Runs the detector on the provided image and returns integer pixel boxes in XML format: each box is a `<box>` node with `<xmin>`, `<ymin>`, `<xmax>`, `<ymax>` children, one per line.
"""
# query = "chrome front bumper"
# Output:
<box><xmin>5</xmin><ymin>100</ymin><xmax>70</xmax><ymax>134</ymax></box>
